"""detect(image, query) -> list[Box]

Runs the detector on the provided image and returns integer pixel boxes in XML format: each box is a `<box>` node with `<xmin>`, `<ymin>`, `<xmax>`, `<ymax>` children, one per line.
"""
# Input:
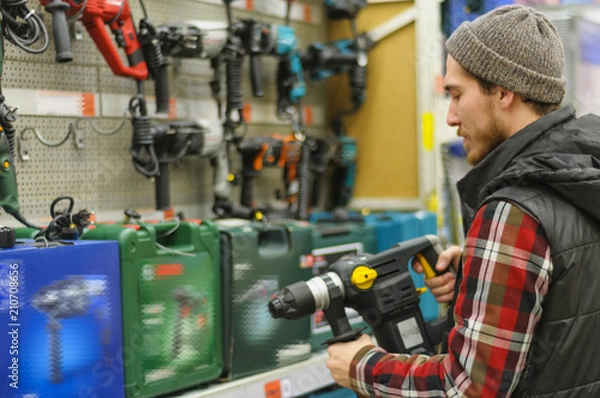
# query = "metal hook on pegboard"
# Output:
<box><xmin>17</xmin><ymin>113</ymin><xmax>128</xmax><ymax>161</ymax></box>
<box><xmin>73</xmin><ymin>112</ymin><xmax>128</xmax><ymax>136</ymax></box>
<box><xmin>17</xmin><ymin>124</ymin><xmax>75</xmax><ymax>161</ymax></box>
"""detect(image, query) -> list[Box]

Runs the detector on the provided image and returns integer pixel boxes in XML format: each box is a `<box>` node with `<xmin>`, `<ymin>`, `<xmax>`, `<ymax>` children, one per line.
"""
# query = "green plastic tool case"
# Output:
<box><xmin>82</xmin><ymin>220</ymin><xmax>223</xmax><ymax>398</ymax></box>
<box><xmin>309</xmin><ymin>223</ymin><xmax>378</xmax><ymax>350</ymax></box>
<box><xmin>216</xmin><ymin>219</ymin><xmax>313</xmax><ymax>380</ymax></box>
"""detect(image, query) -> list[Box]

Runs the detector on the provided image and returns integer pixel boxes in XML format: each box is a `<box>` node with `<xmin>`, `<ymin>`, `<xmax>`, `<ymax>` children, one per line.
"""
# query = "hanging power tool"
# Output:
<box><xmin>40</xmin><ymin>0</ymin><xmax>170</xmax><ymax>114</ymax></box>
<box><xmin>221</xmin><ymin>0</ymin><xmax>247</xmax><ymax>142</ymax></box>
<box><xmin>137</xmin><ymin>3</ymin><xmax>172</xmax><ymax>115</ymax></box>
<box><xmin>303</xmin><ymin>4</ymin><xmax>417</xmax><ymax>109</ymax></box>
<box><xmin>235</xmin><ymin>19</ymin><xmax>307</xmax><ymax>122</ymax></box>
<box><xmin>39</xmin><ymin>0</ymin><xmax>169</xmax><ymax>175</ymax></box>
<box><xmin>269</xmin><ymin>234</ymin><xmax>446</xmax><ymax>354</ymax></box>
<box><xmin>219</xmin><ymin>0</ymin><xmax>312</xmax><ymax>220</ymax></box>
<box><xmin>303</xmin><ymin>0</ymin><xmax>369</xmax><ymax>110</ymax></box>
<box><xmin>235</xmin><ymin>133</ymin><xmax>303</xmax><ymax>219</ymax></box>
<box><xmin>303</xmin><ymin>4</ymin><xmax>417</xmax><ymax>208</ymax></box>
<box><xmin>232</xmin><ymin>12</ymin><xmax>313</xmax><ymax>219</ymax></box>
<box><xmin>39</xmin><ymin>0</ymin><xmax>148</xmax><ymax>80</ymax></box>
<box><xmin>144</xmin><ymin>20</ymin><xmax>254</xmax><ymax>218</ymax></box>
<box><xmin>152</xmin><ymin>20</ymin><xmax>229</xmax><ymax>115</ymax></box>
<box><xmin>150</xmin><ymin>118</ymin><xmax>248</xmax><ymax>218</ymax></box>
<box><xmin>221</xmin><ymin>0</ymin><xmax>307</xmax><ymax>128</ymax></box>
<box><xmin>0</xmin><ymin>1</ymin><xmax>49</xmax><ymax>229</ymax></box>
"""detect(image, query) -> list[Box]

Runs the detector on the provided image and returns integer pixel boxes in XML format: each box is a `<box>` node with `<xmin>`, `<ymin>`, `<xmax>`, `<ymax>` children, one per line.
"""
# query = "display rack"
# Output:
<box><xmin>172</xmin><ymin>351</ymin><xmax>335</xmax><ymax>398</ymax></box>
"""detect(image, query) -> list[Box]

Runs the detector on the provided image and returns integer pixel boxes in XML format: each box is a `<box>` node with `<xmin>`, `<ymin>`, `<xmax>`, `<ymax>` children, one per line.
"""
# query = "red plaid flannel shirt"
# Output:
<box><xmin>350</xmin><ymin>200</ymin><xmax>553</xmax><ymax>397</ymax></box>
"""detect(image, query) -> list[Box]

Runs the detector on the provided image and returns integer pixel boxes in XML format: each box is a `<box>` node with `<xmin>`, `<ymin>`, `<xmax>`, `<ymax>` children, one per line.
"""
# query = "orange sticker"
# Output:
<box><xmin>81</xmin><ymin>93</ymin><xmax>95</xmax><ymax>117</ymax></box>
<box><xmin>246</xmin><ymin>0</ymin><xmax>254</xmax><ymax>10</ymax></box>
<box><xmin>304</xmin><ymin>5</ymin><xmax>312</xmax><ymax>23</ymax></box>
<box><xmin>303</xmin><ymin>106</ymin><xmax>314</xmax><ymax>126</ymax></box>
<box><xmin>168</xmin><ymin>98</ymin><xmax>177</xmax><ymax>119</ymax></box>
<box><xmin>243</xmin><ymin>103</ymin><xmax>252</xmax><ymax>123</ymax></box>
<box><xmin>164</xmin><ymin>207</ymin><xmax>175</xmax><ymax>220</ymax></box>
<box><xmin>155</xmin><ymin>264</ymin><xmax>184</xmax><ymax>277</ymax></box>
<box><xmin>264</xmin><ymin>380</ymin><xmax>281</xmax><ymax>398</ymax></box>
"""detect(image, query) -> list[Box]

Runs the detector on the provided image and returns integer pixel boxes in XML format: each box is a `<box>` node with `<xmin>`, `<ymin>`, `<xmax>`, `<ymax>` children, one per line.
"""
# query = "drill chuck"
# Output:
<box><xmin>268</xmin><ymin>272</ymin><xmax>344</xmax><ymax>319</ymax></box>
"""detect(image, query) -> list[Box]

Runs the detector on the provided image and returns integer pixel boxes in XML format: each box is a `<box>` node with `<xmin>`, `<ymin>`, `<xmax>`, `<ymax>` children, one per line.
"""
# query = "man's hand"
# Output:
<box><xmin>326</xmin><ymin>334</ymin><xmax>374</xmax><ymax>389</ymax></box>
<box><xmin>413</xmin><ymin>245</ymin><xmax>462</xmax><ymax>303</ymax></box>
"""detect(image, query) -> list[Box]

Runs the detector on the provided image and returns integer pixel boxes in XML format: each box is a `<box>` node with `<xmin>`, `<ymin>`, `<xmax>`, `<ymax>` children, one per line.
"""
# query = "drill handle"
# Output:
<box><xmin>155</xmin><ymin>162</ymin><xmax>171</xmax><ymax>211</ymax></box>
<box><xmin>240</xmin><ymin>174</ymin><xmax>255</xmax><ymax>208</ymax></box>
<box><xmin>85</xmin><ymin>15</ymin><xmax>148</xmax><ymax>80</ymax></box>
<box><xmin>139</xmin><ymin>19</ymin><xmax>170</xmax><ymax>113</ymax></box>
<box><xmin>154</xmin><ymin>65</ymin><xmax>170</xmax><ymax>113</ymax></box>
<box><xmin>44</xmin><ymin>0</ymin><xmax>73</xmax><ymax>63</ymax></box>
<box><xmin>322</xmin><ymin>282</ymin><xmax>365</xmax><ymax>345</ymax></box>
<box><xmin>250</xmin><ymin>53</ymin><xmax>264</xmax><ymax>97</ymax></box>
<box><xmin>238</xmin><ymin>141</ymin><xmax>267</xmax><ymax>207</ymax></box>
<box><xmin>414</xmin><ymin>235</ymin><xmax>444</xmax><ymax>279</ymax></box>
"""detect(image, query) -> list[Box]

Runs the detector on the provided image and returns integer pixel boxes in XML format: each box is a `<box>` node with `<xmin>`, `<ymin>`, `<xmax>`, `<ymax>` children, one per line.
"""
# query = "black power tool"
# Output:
<box><xmin>269</xmin><ymin>234</ymin><xmax>447</xmax><ymax>354</ymax></box>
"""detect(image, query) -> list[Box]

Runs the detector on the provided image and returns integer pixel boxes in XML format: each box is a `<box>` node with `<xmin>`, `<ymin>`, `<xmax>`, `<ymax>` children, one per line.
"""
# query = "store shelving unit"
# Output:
<box><xmin>172</xmin><ymin>351</ymin><xmax>335</xmax><ymax>398</ymax></box>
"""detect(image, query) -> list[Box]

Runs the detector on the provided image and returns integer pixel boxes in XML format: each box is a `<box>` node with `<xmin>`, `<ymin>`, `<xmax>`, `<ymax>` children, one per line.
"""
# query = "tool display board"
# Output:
<box><xmin>0</xmin><ymin>0</ymin><xmax>328</xmax><ymax>224</ymax></box>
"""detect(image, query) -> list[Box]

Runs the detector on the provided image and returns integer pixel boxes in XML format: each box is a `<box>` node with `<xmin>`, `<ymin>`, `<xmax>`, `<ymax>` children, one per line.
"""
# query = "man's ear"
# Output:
<box><xmin>497</xmin><ymin>88</ymin><xmax>517</xmax><ymax>110</ymax></box>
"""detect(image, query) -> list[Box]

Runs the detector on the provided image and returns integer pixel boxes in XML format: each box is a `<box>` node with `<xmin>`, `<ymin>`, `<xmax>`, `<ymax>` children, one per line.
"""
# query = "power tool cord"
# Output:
<box><xmin>129</xmin><ymin>91</ymin><xmax>159</xmax><ymax>177</ymax></box>
<box><xmin>34</xmin><ymin>195</ymin><xmax>92</xmax><ymax>241</ymax></box>
<box><xmin>1</xmin><ymin>0</ymin><xmax>49</xmax><ymax>54</ymax></box>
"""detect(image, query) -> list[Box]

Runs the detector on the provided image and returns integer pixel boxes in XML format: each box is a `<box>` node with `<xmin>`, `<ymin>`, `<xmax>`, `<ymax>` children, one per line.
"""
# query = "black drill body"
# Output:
<box><xmin>269</xmin><ymin>234</ymin><xmax>445</xmax><ymax>355</ymax></box>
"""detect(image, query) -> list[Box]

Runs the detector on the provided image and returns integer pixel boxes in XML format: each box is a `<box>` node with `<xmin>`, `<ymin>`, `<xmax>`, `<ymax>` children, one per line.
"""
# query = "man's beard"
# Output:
<box><xmin>461</xmin><ymin>111</ymin><xmax>507</xmax><ymax>166</ymax></box>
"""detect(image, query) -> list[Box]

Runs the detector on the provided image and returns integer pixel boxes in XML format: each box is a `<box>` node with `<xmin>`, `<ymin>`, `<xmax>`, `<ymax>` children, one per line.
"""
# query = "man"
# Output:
<box><xmin>326</xmin><ymin>5</ymin><xmax>600</xmax><ymax>397</ymax></box>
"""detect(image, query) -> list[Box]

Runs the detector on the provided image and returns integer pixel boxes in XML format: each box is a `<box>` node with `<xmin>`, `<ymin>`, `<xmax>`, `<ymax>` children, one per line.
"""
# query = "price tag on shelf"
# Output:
<box><xmin>264</xmin><ymin>378</ymin><xmax>292</xmax><ymax>398</ymax></box>
<box><xmin>264</xmin><ymin>379</ymin><xmax>281</xmax><ymax>398</ymax></box>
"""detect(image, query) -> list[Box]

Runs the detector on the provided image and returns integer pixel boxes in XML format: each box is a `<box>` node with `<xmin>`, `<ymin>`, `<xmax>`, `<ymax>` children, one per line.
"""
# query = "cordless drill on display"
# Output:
<box><xmin>234</xmin><ymin>19</ymin><xmax>307</xmax><ymax>121</ymax></box>
<box><xmin>269</xmin><ymin>235</ymin><xmax>446</xmax><ymax>354</ymax></box>
<box><xmin>236</xmin><ymin>133</ymin><xmax>302</xmax><ymax>218</ymax></box>
<box><xmin>221</xmin><ymin>0</ymin><xmax>307</xmax><ymax>129</ymax></box>
<box><xmin>231</xmin><ymin>14</ymin><xmax>314</xmax><ymax>219</ymax></box>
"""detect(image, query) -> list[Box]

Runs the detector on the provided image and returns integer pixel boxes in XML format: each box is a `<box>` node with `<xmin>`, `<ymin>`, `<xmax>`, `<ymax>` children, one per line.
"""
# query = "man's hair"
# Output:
<box><xmin>474</xmin><ymin>74</ymin><xmax>561</xmax><ymax>117</ymax></box>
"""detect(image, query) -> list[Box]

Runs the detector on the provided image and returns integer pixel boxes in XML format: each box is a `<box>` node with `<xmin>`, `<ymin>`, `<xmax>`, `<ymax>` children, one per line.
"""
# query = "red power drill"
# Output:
<box><xmin>41</xmin><ymin>0</ymin><xmax>148</xmax><ymax>80</ymax></box>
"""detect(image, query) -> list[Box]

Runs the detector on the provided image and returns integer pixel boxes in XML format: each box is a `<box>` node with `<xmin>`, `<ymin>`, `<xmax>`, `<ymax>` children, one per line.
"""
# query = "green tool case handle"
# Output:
<box><xmin>145</xmin><ymin>220</ymin><xmax>196</xmax><ymax>253</ymax></box>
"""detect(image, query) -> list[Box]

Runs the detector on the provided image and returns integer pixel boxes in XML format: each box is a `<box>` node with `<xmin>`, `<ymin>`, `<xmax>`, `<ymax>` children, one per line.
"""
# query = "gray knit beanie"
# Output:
<box><xmin>446</xmin><ymin>5</ymin><xmax>566</xmax><ymax>104</ymax></box>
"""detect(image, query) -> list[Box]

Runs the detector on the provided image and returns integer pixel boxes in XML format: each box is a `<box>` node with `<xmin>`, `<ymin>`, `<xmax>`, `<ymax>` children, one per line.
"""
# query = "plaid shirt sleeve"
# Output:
<box><xmin>349</xmin><ymin>200</ymin><xmax>553</xmax><ymax>397</ymax></box>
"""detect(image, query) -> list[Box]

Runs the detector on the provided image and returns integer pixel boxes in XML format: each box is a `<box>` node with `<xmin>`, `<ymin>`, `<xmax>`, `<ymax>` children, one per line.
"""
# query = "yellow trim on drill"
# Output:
<box><xmin>351</xmin><ymin>265</ymin><xmax>378</xmax><ymax>290</ymax></box>
<box><xmin>415</xmin><ymin>253</ymin><xmax>436</xmax><ymax>279</ymax></box>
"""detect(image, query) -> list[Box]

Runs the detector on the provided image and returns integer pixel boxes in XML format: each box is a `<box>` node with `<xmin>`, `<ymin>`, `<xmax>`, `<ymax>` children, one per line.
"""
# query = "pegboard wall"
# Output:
<box><xmin>0</xmin><ymin>0</ymin><xmax>329</xmax><ymax>225</ymax></box>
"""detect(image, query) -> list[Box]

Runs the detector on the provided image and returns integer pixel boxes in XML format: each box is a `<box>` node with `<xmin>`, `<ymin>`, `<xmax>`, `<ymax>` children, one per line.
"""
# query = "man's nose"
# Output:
<box><xmin>446</xmin><ymin>103</ymin><xmax>459</xmax><ymax>127</ymax></box>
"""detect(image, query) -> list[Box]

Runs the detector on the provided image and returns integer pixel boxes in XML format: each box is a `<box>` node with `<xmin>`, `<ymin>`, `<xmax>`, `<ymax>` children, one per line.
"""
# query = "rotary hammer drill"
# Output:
<box><xmin>269</xmin><ymin>234</ymin><xmax>446</xmax><ymax>354</ymax></box>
